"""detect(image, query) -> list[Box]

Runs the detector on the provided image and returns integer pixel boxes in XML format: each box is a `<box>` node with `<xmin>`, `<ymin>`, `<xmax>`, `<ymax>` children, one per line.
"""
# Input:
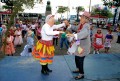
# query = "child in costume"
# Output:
<box><xmin>93</xmin><ymin>29</ymin><xmax>104</xmax><ymax>54</ymax></box>
<box><xmin>104</xmin><ymin>29</ymin><xmax>113</xmax><ymax>53</ymax></box>
<box><xmin>20</xmin><ymin>29</ymin><xmax>34</xmax><ymax>56</ymax></box>
<box><xmin>1</xmin><ymin>32</ymin><xmax>15</xmax><ymax>56</ymax></box>
<box><xmin>14</xmin><ymin>27</ymin><xmax>23</xmax><ymax>47</ymax></box>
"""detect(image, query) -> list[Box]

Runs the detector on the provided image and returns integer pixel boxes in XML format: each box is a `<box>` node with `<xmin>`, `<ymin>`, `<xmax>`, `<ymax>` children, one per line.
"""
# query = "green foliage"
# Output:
<box><xmin>57</xmin><ymin>6</ymin><xmax>69</xmax><ymax>14</ymax></box>
<box><xmin>76</xmin><ymin>6</ymin><xmax>85</xmax><ymax>13</ymax></box>
<box><xmin>102</xmin><ymin>0</ymin><xmax>120</xmax><ymax>7</ymax></box>
<box><xmin>2</xmin><ymin>5</ymin><xmax>12</xmax><ymax>9</ymax></box>
<box><xmin>91</xmin><ymin>8</ymin><xmax>113</xmax><ymax>18</ymax></box>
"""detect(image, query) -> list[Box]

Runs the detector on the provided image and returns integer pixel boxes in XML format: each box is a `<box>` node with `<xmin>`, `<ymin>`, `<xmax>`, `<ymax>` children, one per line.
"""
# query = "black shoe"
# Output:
<box><xmin>47</xmin><ymin>69</ymin><xmax>52</xmax><ymax>72</ymax></box>
<box><xmin>41</xmin><ymin>70</ymin><xmax>49</xmax><ymax>75</ymax></box>
<box><xmin>74</xmin><ymin>75</ymin><xmax>84</xmax><ymax>80</ymax></box>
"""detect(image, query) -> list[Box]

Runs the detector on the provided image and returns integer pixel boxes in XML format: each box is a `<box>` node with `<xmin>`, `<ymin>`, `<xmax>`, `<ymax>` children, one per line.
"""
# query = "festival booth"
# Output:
<box><xmin>90</xmin><ymin>14</ymin><xmax>108</xmax><ymax>28</ymax></box>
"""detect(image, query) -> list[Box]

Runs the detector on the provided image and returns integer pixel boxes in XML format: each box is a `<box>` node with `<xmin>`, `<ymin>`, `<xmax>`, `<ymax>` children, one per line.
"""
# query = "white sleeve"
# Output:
<box><xmin>52</xmin><ymin>23</ymin><xmax>65</xmax><ymax>29</ymax></box>
<box><xmin>44</xmin><ymin>27</ymin><xmax>60</xmax><ymax>36</ymax></box>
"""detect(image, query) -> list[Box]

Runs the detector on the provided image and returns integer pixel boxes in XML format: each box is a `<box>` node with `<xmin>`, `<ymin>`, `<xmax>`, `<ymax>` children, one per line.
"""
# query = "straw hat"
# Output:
<box><xmin>80</xmin><ymin>11</ymin><xmax>91</xmax><ymax>18</ymax></box>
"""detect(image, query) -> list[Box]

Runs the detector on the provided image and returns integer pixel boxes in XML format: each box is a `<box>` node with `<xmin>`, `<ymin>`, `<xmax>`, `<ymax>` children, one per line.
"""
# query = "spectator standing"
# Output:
<box><xmin>14</xmin><ymin>27</ymin><xmax>23</xmax><ymax>47</ymax></box>
<box><xmin>93</xmin><ymin>29</ymin><xmax>104</xmax><ymax>54</ymax></box>
<box><xmin>31</xmin><ymin>22</ymin><xmax>36</xmax><ymax>35</ymax></box>
<box><xmin>104</xmin><ymin>29</ymin><xmax>114</xmax><ymax>53</ymax></box>
<box><xmin>1</xmin><ymin>32</ymin><xmax>15</xmax><ymax>56</ymax></box>
<box><xmin>116</xmin><ymin>24</ymin><xmax>120</xmax><ymax>44</ymax></box>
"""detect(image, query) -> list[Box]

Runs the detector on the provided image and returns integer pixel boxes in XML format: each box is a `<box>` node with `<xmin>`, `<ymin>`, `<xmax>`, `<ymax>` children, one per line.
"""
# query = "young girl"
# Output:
<box><xmin>14</xmin><ymin>27</ymin><xmax>23</xmax><ymax>47</ymax></box>
<box><xmin>93</xmin><ymin>29</ymin><xmax>104</xmax><ymax>54</ymax></box>
<box><xmin>104</xmin><ymin>29</ymin><xmax>114</xmax><ymax>53</ymax></box>
<box><xmin>20</xmin><ymin>29</ymin><xmax>34</xmax><ymax>56</ymax></box>
<box><xmin>1</xmin><ymin>32</ymin><xmax>15</xmax><ymax>56</ymax></box>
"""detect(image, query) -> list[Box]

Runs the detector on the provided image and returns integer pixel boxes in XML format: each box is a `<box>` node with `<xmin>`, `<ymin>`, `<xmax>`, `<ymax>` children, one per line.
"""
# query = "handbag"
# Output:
<box><xmin>67</xmin><ymin>42</ymin><xmax>77</xmax><ymax>55</ymax></box>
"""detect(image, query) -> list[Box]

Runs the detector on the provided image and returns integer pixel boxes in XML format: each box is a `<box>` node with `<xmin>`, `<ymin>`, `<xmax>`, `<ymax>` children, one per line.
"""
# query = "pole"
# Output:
<box><xmin>67</xmin><ymin>0</ymin><xmax>70</xmax><ymax>20</ymax></box>
<box><xmin>113</xmin><ymin>7</ymin><xmax>118</xmax><ymax>26</ymax></box>
<box><xmin>89</xmin><ymin>0</ymin><xmax>91</xmax><ymax>13</ymax></box>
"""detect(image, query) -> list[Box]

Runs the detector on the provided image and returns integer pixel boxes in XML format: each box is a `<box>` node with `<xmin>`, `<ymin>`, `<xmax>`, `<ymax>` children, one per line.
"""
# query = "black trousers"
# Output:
<box><xmin>53</xmin><ymin>38</ymin><xmax>58</xmax><ymax>46</ymax></box>
<box><xmin>22</xmin><ymin>30</ymin><xmax>26</xmax><ymax>38</ymax></box>
<box><xmin>117</xmin><ymin>36</ymin><xmax>120</xmax><ymax>43</ymax></box>
<box><xmin>75</xmin><ymin>56</ymin><xmax>85</xmax><ymax>74</ymax></box>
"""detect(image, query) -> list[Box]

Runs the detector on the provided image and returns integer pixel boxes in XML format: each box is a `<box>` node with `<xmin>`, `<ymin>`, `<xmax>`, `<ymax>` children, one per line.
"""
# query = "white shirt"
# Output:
<box><xmin>41</xmin><ymin>23</ymin><xmax>65</xmax><ymax>41</ymax></box>
<box><xmin>22</xmin><ymin>25</ymin><xmax>27</xmax><ymax>30</ymax></box>
<box><xmin>31</xmin><ymin>24</ymin><xmax>36</xmax><ymax>29</ymax></box>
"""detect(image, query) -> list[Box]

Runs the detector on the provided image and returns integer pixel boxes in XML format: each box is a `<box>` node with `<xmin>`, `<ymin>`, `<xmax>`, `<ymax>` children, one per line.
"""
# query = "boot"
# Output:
<box><xmin>46</xmin><ymin>64</ymin><xmax>52</xmax><ymax>72</ymax></box>
<box><xmin>41</xmin><ymin>65</ymin><xmax>49</xmax><ymax>75</ymax></box>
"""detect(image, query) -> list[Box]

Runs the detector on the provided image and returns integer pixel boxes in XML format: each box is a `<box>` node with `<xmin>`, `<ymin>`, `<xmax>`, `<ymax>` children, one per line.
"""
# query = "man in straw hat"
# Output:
<box><xmin>32</xmin><ymin>14</ymin><xmax>68</xmax><ymax>75</ymax></box>
<box><xmin>67</xmin><ymin>11</ymin><xmax>91</xmax><ymax>80</ymax></box>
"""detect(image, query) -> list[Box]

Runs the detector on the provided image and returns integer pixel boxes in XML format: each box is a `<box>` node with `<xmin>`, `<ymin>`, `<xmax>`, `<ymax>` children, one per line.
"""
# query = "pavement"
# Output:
<box><xmin>0</xmin><ymin>54</ymin><xmax>120</xmax><ymax>81</ymax></box>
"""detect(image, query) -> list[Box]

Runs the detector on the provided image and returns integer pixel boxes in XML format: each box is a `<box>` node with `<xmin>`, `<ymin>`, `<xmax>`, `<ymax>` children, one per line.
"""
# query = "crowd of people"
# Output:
<box><xmin>0</xmin><ymin>11</ymin><xmax>120</xmax><ymax>80</ymax></box>
<box><xmin>0</xmin><ymin>20</ymin><xmax>41</xmax><ymax>56</ymax></box>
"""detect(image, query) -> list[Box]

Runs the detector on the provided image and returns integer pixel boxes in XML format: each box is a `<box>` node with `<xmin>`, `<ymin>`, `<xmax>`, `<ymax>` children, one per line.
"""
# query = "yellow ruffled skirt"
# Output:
<box><xmin>32</xmin><ymin>40</ymin><xmax>55</xmax><ymax>65</ymax></box>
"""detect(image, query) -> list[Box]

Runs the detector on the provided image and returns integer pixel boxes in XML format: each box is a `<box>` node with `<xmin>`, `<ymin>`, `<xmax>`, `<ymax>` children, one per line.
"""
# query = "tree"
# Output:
<box><xmin>57</xmin><ymin>6</ymin><xmax>69</xmax><ymax>18</ymax></box>
<box><xmin>0</xmin><ymin>0</ymin><xmax>43</xmax><ymax>55</ymax></box>
<box><xmin>102</xmin><ymin>0</ymin><xmax>120</xmax><ymax>25</ymax></box>
<box><xmin>91</xmin><ymin>7</ymin><xmax>113</xmax><ymax>18</ymax></box>
<box><xmin>76</xmin><ymin>6</ymin><xmax>84</xmax><ymax>22</ymax></box>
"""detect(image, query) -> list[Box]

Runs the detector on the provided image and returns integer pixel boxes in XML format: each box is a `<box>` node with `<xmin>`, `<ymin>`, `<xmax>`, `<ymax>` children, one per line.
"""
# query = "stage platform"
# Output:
<box><xmin>0</xmin><ymin>54</ymin><xmax>120</xmax><ymax>81</ymax></box>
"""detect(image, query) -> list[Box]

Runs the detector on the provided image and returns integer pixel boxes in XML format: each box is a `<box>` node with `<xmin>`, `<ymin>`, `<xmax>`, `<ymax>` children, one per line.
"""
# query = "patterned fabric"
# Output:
<box><xmin>93</xmin><ymin>34</ymin><xmax>104</xmax><ymax>49</ymax></box>
<box><xmin>32</xmin><ymin>40</ymin><xmax>55</xmax><ymax>65</ymax></box>
<box><xmin>20</xmin><ymin>37</ymin><xmax>34</xmax><ymax>56</ymax></box>
<box><xmin>104</xmin><ymin>34</ymin><xmax>113</xmax><ymax>48</ymax></box>
<box><xmin>14</xmin><ymin>30</ymin><xmax>23</xmax><ymax>45</ymax></box>
<box><xmin>1</xmin><ymin>36</ymin><xmax>15</xmax><ymax>55</ymax></box>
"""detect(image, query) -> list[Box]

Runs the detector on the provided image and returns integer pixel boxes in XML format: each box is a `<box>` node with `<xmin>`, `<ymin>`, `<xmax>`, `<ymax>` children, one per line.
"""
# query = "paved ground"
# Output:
<box><xmin>0</xmin><ymin>55</ymin><xmax>120</xmax><ymax>81</ymax></box>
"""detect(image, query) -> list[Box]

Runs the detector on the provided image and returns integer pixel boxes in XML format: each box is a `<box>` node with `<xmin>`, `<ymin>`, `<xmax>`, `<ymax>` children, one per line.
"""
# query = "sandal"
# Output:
<box><xmin>74</xmin><ymin>75</ymin><xmax>84</xmax><ymax>80</ymax></box>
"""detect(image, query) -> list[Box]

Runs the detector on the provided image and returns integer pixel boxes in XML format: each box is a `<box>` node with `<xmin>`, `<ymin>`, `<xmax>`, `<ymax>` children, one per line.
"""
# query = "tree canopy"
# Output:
<box><xmin>91</xmin><ymin>7</ymin><xmax>113</xmax><ymax>18</ymax></box>
<box><xmin>76</xmin><ymin>6</ymin><xmax>85</xmax><ymax>13</ymax></box>
<box><xmin>102</xmin><ymin>0</ymin><xmax>120</xmax><ymax>8</ymax></box>
<box><xmin>57</xmin><ymin>6</ymin><xmax>69</xmax><ymax>14</ymax></box>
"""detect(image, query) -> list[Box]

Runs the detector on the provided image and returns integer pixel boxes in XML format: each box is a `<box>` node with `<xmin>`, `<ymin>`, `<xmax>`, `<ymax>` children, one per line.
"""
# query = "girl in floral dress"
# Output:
<box><xmin>93</xmin><ymin>29</ymin><xmax>104</xmax><ymax>54</ymax></box>
<box><xmin>104</xmin><ymin>29</ymin><xmax>114</xmax><ymax>53</ymax></box>
<box><xmin>1</xmin><ymin>32</ymin><xmax>15</xmax><ymax>56</ymax></box>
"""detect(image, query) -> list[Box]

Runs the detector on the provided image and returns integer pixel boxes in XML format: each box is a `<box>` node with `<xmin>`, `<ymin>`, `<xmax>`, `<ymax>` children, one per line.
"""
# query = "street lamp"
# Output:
<box><xmin>89</xmin><ymin>0</ymin><xmax>91</xmax><ymax>13</ymax></box>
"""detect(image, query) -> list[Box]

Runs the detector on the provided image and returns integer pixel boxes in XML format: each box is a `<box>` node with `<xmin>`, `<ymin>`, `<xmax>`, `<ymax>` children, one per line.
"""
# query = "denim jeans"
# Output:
<box><xmin>60</xmin><ymin>38</ymin><xmax>68</xmax><ymax>49</ymax></box>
